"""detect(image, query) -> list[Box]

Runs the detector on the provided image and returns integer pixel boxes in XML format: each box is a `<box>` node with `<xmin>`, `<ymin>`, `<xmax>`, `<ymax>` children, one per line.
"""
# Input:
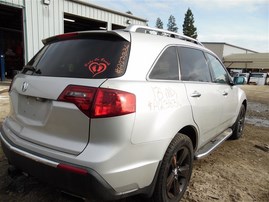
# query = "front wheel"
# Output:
<box><xmin>152</xmin><ymin>134</ymin><xmax>193</xmax><ymax>202</ymax></box>
<box><xmin>230</xmin><ymin>104</ymin><xmax>246</xmax><ymax>140</ymax></box>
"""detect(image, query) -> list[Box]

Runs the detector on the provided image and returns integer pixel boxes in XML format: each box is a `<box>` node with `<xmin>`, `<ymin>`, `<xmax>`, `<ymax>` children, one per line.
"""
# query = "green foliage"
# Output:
<box><xmin>182</xmin><ymin>8</ymin><xmax>197</xmax><ymax>39</ymax></box>
<box><xmin>155</xmin><ymin>17</ymin><xmax>163</xmax><ymax>29</ymax></box>
<box><xmin>167</xmin><ymin>15</ymin><xmax>178</xmax><ymax>32</ymax></box>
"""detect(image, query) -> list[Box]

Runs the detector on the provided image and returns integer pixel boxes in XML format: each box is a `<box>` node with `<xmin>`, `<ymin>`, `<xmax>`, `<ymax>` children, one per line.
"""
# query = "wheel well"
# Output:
<box><xmin>179</xmin><ymin>126</ymin><xmax>197</xmax><ymax>151</ymax></box>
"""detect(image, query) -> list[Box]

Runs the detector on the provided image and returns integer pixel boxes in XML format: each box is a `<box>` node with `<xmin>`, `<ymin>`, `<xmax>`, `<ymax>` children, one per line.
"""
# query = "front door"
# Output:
<box><xmin>178</xmin><ymin>47</ymin><xmax>223</xmax><ymax>147</ymax></box>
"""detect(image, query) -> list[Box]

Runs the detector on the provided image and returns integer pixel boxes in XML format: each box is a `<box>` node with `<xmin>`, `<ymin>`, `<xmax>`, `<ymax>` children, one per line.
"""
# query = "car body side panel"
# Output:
<box><xmin>229</xmin><ymin>85</ymin><xmax>247</xmax><ymax>125</ymax></box>
<box><xmin>121</xmin><ymin>33</ymin><xmax>165</xmax><ymax>80</ymax></box>
<box><xmin>218</xmin><ymin>84</ymin><xmax>239</xmax><ymax>129</ymax></box>
<box><xmin>100</xmin><ymin>80</ymin><xmax>196</xmax><ymax>144</ymax></box>
<box><xmin>184</xmin><ymin>82</ymin><xmax>223</xmax><ymax>147</ymax></box>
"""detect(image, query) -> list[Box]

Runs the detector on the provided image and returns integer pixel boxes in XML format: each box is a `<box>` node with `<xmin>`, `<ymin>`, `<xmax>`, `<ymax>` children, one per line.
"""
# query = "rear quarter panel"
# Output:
<box><xmin>100</xmin><ymin>80</ymin><xmax>196</xmax><ymax>144</ymax></box>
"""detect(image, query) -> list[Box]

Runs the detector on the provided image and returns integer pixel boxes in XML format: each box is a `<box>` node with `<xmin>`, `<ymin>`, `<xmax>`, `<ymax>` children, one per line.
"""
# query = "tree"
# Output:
<box><xmin>155</xmin><ymin>17</ymin><xmax>163</xmax><ymax>29</ymax></box>
<box><xmin>182</xmin><ymin>8</ymin><xmax>197</xmax><ymax>39</ymax></box>
<box><xmin>167</xmin><ymin>15</ymin><xmax>178</xmax><ymax>32</ymax></box>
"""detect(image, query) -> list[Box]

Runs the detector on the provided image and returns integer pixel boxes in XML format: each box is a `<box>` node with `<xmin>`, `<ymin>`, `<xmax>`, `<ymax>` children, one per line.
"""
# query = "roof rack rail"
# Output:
<box><xmin>125</xmin><ymin>25</ymin><xmax>203</xmax><ymax>46</ymax></box>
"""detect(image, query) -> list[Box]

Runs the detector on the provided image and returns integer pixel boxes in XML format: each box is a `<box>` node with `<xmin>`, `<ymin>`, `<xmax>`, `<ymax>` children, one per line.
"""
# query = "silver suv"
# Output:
<box><xmin>0</xmin><ymin>25</ymin><xmax>247</xmax><ymax>201</ymax></box>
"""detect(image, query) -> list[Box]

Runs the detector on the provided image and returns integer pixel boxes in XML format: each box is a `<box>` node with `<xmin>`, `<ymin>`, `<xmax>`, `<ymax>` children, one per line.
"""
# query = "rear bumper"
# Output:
<box><xmin>0</xmin><ymin>126</ymin><xmax>159</xmax><ymax>200</ymax></box>
<box><xmin>0</xmin><ymin>127</ymin><xmax>122</xmax><ymax>200</ymax></box>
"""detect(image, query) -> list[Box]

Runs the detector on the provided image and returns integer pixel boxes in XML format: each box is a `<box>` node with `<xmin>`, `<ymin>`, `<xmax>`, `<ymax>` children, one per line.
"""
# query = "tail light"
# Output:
<box><xmin>92</xmin><ymin>88</ymin><xmax>136</xmax><ymax>118</ymax></box>
<box><xmin>58</xmin><ymin>85</ymin><xmax>97</xmax><ymax>117</ymax></box>
<box><xmin>58</xmin><ymin>85</ymin><xmax>136</xmax><ymax>118</ymax></box>
<box><xmin>57</xmin><ymin>163</ymin><xmax>88</xmax><ymax>176</ymax></box>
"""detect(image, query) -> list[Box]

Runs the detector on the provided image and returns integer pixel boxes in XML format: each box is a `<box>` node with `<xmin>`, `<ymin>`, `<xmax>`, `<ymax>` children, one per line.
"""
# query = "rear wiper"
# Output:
<box><xmin>22</xmin><ymin>65</ymin><xmax>41</xmax><ymax>74</ymax></box>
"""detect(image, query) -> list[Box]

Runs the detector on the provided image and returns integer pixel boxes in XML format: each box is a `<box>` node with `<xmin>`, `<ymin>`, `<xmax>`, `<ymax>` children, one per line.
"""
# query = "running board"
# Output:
<box><xmin>195</xmin><ymin>128</ymin><xmax>233</xmax><ymax>159</ymax></box>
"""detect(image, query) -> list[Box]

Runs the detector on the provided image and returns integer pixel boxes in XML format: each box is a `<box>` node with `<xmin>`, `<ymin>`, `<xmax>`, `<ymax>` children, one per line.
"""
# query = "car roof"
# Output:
<box><xmin>111</xmin><ymin>25</ymin><xmax>217</xmax><ymax>81</ymax></box>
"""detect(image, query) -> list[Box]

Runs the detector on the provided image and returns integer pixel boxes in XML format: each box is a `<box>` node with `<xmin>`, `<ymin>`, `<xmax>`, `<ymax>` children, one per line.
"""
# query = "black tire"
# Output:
<box><xmin>152</xmin><ymin>134</ymin><xmax>193</xmax><ymax>202</ymax></box>
<box><xmin>230</xmin><ymin>104</ymin><xmax>246</xmax><ymax>140</ymax></box>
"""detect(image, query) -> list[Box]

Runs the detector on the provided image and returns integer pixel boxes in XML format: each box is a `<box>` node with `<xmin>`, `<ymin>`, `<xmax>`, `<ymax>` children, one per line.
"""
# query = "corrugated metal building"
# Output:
<box><xmin>224</xmin><ymin>53</ymin><xmax>269</xmax><ymax>71</ymax></box>
<box><xmin>203</xmin><ymin>42</ymin><xmax>269</xmax><ymax>71</ymax></box>
<box><xmin>203</xmin><ymin>42</ymin><xmax>269</xmax><ymax>85</ymax></box>
<box><xmin>0</xmin><ymin>0</ymin><xmax>147</xmax><ymax>79</ymax></box>
<box><xmin>202</xmin><ymin>42</ymin><xmax>257</xmax><ymax>59</ymax></box>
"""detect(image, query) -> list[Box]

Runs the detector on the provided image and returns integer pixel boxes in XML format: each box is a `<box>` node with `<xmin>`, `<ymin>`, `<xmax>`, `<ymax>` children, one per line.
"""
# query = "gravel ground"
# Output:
<box><xmin>0</xmin><ymin>85</ymin><xmax>268</xmax><ymax>202</ymax></box>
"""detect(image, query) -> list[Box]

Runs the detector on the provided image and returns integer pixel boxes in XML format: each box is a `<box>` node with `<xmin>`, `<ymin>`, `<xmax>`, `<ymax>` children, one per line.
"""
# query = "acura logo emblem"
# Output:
<box><xmin>22</xmin><ymin>82</ymin><xmax>29</xmax><ymax>92</ymax></box>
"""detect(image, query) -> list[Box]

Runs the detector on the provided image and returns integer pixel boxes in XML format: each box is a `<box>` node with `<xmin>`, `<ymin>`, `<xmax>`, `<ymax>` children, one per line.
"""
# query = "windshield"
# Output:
<box><xmin>24</xmin><ymin>35</ymin><xmax>130</xmax><ymax>79</ymax></box>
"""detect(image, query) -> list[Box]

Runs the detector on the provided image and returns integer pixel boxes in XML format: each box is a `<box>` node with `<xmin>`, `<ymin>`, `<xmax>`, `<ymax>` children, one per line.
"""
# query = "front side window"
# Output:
<box><xmin>23</xmin><ymin>35</ymin><xmax>130</xmax><ymax>79</ymax></box>
<box><xmin>149</xmin><ymin>46</ymin><xmax>179</xmax><ymax>80</ymax></box>
<box><xmin>178</xmin><ymin>47</ymin><xmax>211</xmax><ymax>82</ymax></box>
<box><xmin>206</xmin><ymin>53</ymin><xmax>229</xmax><ymax>84</ymax></box>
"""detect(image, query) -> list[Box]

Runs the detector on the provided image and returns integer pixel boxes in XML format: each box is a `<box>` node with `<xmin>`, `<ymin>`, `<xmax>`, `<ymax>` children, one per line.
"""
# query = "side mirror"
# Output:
<box><xmin>233</xmin><ymin>76</ymin><xmax>245</xmax><ymax>85</ymax></box>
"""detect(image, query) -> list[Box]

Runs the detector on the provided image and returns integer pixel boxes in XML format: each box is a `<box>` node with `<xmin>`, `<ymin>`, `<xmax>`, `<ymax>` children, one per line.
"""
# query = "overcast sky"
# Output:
<box><xmin>91</xmin><ymin>0</ymin><xmax>269</xmax><ymax>53</ymax></box>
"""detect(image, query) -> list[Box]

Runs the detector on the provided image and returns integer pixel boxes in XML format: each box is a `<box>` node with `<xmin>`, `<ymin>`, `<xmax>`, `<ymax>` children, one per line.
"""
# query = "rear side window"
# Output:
<box><xmin>178</xmin><ymin>47</ymin><xmax>211</xmax><ymax>82</ymax></box>
<box><xmin>149</xmin><ymin>46</ymin><xmax>179</xmax><ymax>80</ymax></box>
<box><xmin>25</xmin><ymin>35</ymin><xmax>130</xmax><ymax>79</ymax></box>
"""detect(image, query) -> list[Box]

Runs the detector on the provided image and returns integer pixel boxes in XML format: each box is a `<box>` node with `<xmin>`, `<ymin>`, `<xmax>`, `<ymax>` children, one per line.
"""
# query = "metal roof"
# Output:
<box><xmin>70</xmin><ymin>0</ymin><xmax>147</xmax><ymax>22</ymax></box>
<box><xmin>203</xmin><ymin>42</ymin><xmax>258</xmax><ymax>53</ymax></box>
<box><xmin>223</xmin><ymin>53</ymin><xmax>269</xmax><ymax>69</ymax></box>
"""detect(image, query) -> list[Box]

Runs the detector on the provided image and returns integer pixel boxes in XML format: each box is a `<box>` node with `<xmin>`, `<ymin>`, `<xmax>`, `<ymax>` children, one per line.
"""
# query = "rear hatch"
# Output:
<box><xmin>7</xmin><ymin>31</ymin><xmax>131</xmax><ymax>155</ymax></box>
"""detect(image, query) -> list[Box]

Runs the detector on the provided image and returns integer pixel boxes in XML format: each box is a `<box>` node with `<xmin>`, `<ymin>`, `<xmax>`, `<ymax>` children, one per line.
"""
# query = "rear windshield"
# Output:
<box><xmin>24</xmin><ymin>35</ymin><xmax>130</xmax><ymax>78</ymax></box>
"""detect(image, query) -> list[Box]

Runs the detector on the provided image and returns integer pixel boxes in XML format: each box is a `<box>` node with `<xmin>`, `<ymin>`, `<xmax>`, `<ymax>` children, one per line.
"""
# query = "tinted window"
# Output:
<box><xmin>206</xmin><ymin>53</ymin><xmax>229</xmax><ymax>84</ymax></box>
<box><xmin>24</xmin><ymin>36</ymin><xmax>130</xmax><ymax>79</ymax></box>
<box><xmin>149</xmin><ymin>46</ymin><xmax>179</xmax><ymax>80</ymax></box>
<box><xmin>178</xmin><ymin>47</ymin><xmax>211</xmax><ymax>82</ymax></box>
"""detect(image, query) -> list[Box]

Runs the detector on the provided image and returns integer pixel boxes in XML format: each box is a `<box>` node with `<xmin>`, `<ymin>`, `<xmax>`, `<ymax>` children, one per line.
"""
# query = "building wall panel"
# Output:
<box><xmin>0</xmin><ymin>0</ymin><xmax>23</xmax><ymax>7</ymax></box>
<box><xmin>37</xmin><ymin>1</ymin><xmax>43</xmax><ymax>47</ymax></box>
<box><xmin>1</xmin><ymin>0</ymin><xmax>147</xmax><ymax>62</ymax></box>
<box><xmin>52</xmin><ymin>0</ymin><xmax>59</xmax><ymax>34</ymax></box>
<box><xmin>24</xmin><ymin>0</ymin><xmax>65</xmax><ymax>61</ymax></box>
<box><xmin>223</xmin><ymin>45</ymin><xmax>248</xmax><ymax>57</ymax></box>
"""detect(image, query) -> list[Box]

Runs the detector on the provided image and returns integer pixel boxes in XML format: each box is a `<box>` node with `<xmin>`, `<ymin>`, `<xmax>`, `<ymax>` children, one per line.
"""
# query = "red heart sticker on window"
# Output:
<box><xmin>87</xmin><ymin>62</ymin><xmax>107</xmax><ymax>77</ymax></box>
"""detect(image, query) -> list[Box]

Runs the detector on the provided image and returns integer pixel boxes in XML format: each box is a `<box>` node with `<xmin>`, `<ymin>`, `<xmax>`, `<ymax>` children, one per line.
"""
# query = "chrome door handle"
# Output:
<box><xmin>191</xmin><ymin>91</ymin><xmax>201</xmax><ymax>97</ymax></box>
<box><xmin>222</xmin><ymin>91</ymin><xmax>228</xmax><ymax>96</ymax></box>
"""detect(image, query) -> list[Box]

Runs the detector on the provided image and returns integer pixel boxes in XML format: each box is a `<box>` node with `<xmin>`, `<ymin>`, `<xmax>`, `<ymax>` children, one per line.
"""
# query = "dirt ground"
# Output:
<box><xmin>0</xmin><ymin>85</ymin><xmax>268</xmax><ymax>202</ymax></box>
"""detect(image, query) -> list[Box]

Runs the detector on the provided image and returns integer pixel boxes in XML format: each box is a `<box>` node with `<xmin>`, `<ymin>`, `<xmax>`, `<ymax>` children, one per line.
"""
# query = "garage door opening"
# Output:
<box><xmin>112</xmin><ymin>24</ymin><xmax>126</xmax><ymax>30</ymax></box>
<box><xmin>0</xmin><ymin>4</ymin><xmax>24</xmax><ymax>79</ymax></box>
<box><xmin>64</xmin><ymin>13</ymin><xmax>107</xmax><ymax>33</ymax></box>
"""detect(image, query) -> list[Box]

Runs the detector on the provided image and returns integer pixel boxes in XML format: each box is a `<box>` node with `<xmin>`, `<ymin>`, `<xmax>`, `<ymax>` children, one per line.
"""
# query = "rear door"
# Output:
<box><xmin>178</xmin><ymin>47</ymin><xmax>223</xmax><ymax>146</ymax></box>
<box><xmin>8</xmin><ymin>32</ymin><xmax>131</xmax><ymax>155</ymax></box>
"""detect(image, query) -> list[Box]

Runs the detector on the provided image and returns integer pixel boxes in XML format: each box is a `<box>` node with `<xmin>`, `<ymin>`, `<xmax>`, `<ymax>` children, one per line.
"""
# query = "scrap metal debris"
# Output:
<box><xmin>254</xmin><ymin>144</ymin><xmax>269</xmax><ymax>152</ymax></box>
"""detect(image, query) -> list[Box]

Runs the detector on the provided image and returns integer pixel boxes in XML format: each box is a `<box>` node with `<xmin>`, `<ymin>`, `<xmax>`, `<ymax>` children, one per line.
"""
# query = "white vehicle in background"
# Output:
<box><xmin>249</xmin><ymin>72</ymin><xmax>267</xmax><ymax>85</ymax></box>
<box><xmin>0</xmin><ymin>25</ymin><xmax>247</xmax><ymax>201</ymax></box>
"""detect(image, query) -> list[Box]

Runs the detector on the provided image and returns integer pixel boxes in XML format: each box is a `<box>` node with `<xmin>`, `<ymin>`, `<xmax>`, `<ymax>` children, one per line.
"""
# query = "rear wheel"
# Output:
<box><xmin>153</xmin><ymin>134</ymin><xmax>193</xmax><ymax>202</ymax></box>
<box><xmin>230</xmin><ymin>104</ymin><xmax>246</xmax><ymax>140</ymax></box>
